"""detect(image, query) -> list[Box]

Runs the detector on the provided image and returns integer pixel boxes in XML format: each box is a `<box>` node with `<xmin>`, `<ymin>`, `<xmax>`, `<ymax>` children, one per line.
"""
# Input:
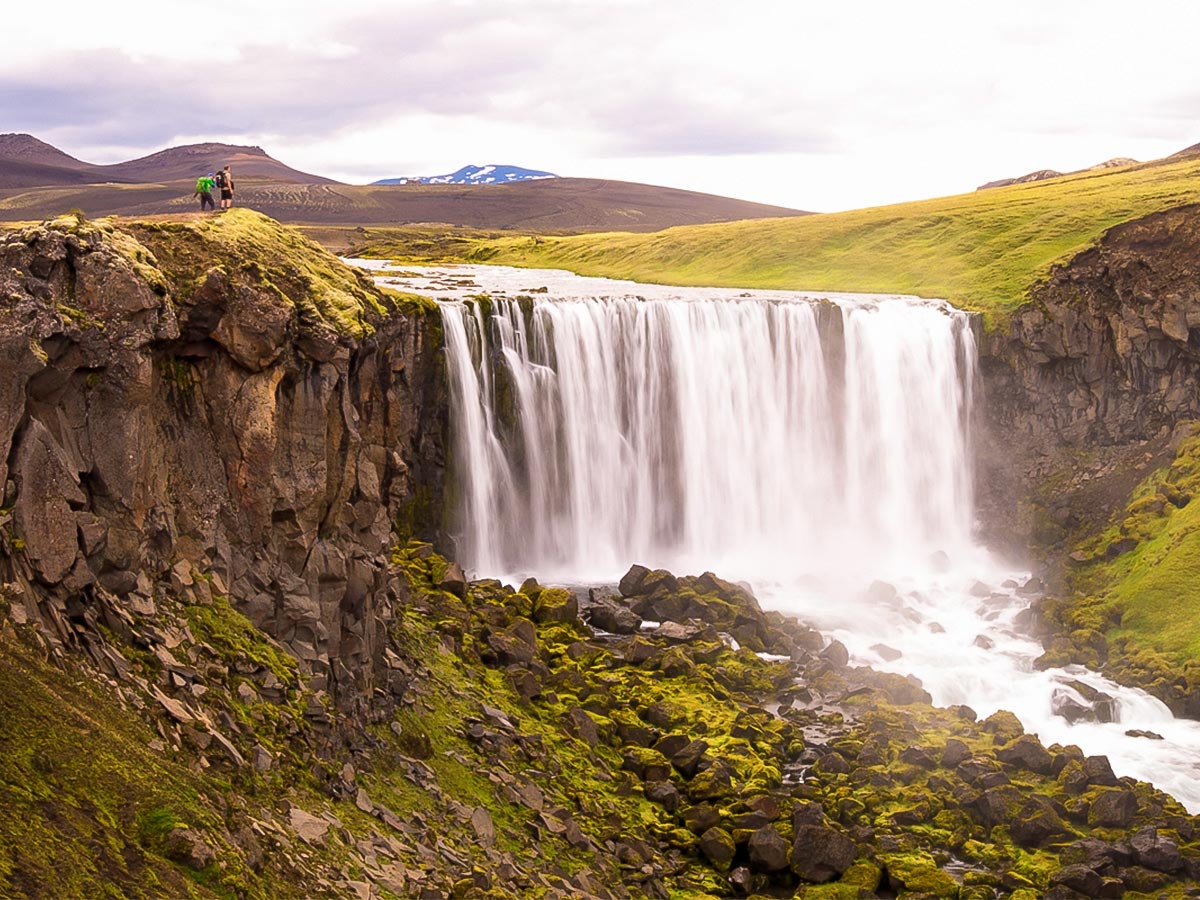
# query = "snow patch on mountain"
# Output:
<box><xmin>372</xmin><ymin>164</ymin><xmax>557</xmax><ymax>186</ymax></box>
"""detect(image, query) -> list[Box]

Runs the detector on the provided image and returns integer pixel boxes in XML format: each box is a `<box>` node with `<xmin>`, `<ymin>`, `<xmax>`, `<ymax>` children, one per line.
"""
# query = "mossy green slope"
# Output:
<box><xmin>344</xmin><ymin>155</ymin><xmax>1200</xmax><ymax>328</ymax></box>
<box><xmin>0</xmin><ymin>630</ymin><xmax>218</xmax><ymax>900</ymax></box>
<box><xmin>1043</xmin><ymin>423</ymin><xmax>1200</xmax><ymax>710</ymax></box>
<box><xmin>125</xmin><ymin>209</ymin><xmax>392</xmax><ymax>338</ymax></box>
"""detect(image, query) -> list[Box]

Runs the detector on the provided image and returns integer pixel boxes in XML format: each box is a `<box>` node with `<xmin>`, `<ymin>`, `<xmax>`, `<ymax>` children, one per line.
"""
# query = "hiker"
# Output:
<box><xmin>215</xmin><ymin>165</ymin><xmax>235</xmax><ymax>209</ymax></box>
<box><xmin>193</xmin><ymin>173</ymin><xmax>216</xmax><ymax>211</ymax></box>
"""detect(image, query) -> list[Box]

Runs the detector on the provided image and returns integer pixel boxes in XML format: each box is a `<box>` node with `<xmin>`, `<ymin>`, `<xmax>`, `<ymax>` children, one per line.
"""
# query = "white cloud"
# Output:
<box><xmin>4</xmin><ymin>0</ymin><xmax>1200</xmax><ymax>211</ymax></box>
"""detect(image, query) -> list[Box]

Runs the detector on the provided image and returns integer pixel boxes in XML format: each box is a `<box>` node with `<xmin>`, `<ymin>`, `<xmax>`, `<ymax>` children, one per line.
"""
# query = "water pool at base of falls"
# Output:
<box><xmin>356</xmin><ymin>260</ymin><xmax>1200</xmax><ymax>813</ymax></box>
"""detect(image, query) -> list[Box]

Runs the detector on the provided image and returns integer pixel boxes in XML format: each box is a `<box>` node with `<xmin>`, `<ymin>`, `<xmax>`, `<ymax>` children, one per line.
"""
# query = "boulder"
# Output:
<box><xmin>699</xmin><ymin>826</ymin><xmax>735</xmax><ymax>872</ymax></box>
<box><xmin>791</xmin><ymin>823</ymin><xmax>856</xmax><ymax>883</ymax></box>
<box><xmin>618</xmin><ymin>564</ymin><xmax>651</xmax><ymax>597</ymax></box>
<box><xmin>1129</xmin><ymin>827</ymin><xmax>1182</xmax><ymax>873</ymax></box>
<box><xmin>1049</xmin><ymin>864</ymin><xmax>1103</xmax><ymax>898</ymax></box>
<box><xmin>747</xmin><ymin>825</ymin><xmax>790</xmax><ymax>873</ymax></box>
<box><xmin>586</xmin><ymin>594</ymin><xmax>641</xmax><ymax>634</ymax></box>
<box><xmin>533</xmin><ymin>587</ymin><xmax>579</xmax><ymax>624</ymax></box>
<box><xmin>1087</xmin><ymin>789</ymin><xmax>1139</xmax><ymax>828</ymax></box>
<box><xmin>437</xmin><ymin>561</ymin><xmax>468</xmax><ymax>599</ymax></box>
<box><xmin>996</xmin><ymin>734</ymin><xmax>1055</xmax><ymax>775</ymax></box>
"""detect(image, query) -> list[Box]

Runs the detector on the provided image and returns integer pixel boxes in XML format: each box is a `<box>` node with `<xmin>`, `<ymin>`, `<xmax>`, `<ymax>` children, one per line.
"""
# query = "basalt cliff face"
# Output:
<box><xmin>978</xmin><ymin>204</ymin><xmax>1200</xmax><ymax>561</ymax></box>
<box><xmin>0</xmin><ymin>211</ymin><xmax>447</xmax><ymax>720</ymax></box>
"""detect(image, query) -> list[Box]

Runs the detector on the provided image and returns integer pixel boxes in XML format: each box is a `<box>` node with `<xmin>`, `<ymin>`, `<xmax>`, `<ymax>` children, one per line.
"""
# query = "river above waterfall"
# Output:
<box><xmin>358</xmin><ymin>260</ymin><xmax>1200</xmax><ymax>813</ymax></box>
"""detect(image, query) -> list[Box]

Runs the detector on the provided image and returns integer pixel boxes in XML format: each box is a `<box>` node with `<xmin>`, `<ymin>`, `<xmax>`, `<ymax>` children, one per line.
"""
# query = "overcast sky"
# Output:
<box><xmin>5</xmin><ymin>0</ymin><xmax>1199</xmax><ymax>212</ymax></box>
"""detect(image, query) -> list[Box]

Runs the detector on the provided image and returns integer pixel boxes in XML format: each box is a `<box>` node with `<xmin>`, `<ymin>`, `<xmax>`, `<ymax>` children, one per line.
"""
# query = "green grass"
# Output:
<box><xmin>353</xmin><ymin>155</ymin><xmax>1200</xmax><ymax>329</ymax></box>
<box><xmin>1060</xmin><ymin>424</ymin><xmax>1200</xmax><ymax>695</ymax></box>
<box><xmin>127</xmin><ymin>209</ymin><xmax>391</xmax><ymax>338</ymax></box>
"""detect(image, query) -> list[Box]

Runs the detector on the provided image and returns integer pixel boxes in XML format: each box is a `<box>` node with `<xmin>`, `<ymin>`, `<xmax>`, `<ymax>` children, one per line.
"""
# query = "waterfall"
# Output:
<box><xmin>440</xmin><ymin>290</ymin><xmax>977</xmax><ymax>583</ymax></box>
<box><xmin>356</xmin><ymin>260</ymin><xmax>1200</xmax><ymax>813</ymax></box>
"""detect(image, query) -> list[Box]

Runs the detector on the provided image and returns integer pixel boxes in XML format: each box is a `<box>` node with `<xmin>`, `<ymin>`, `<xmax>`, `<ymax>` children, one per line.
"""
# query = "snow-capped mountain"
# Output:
<box><xmin>372</xmin><ymin>164</ymin><xmax>557</xmax><ymax>186</ymax></box>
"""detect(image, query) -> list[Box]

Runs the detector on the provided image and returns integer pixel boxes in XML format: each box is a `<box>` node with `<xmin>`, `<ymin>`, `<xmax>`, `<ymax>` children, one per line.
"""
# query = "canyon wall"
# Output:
<box><xmin>0</xmin><ymin>212</ymin><xmax>448</xmax><ymax>720</ymax></box>
<box><xmin>977</xmin><ymin>204</ymin><xmax>1200</xmax><ymax>562</ymax></box>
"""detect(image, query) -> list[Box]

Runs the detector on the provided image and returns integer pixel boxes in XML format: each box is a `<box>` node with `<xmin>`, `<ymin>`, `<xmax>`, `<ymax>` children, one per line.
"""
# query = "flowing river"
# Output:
<box><xmin>357</xmin><ymin>260</ymin><xmax>1200</xmax><ymax>812</ymax></box>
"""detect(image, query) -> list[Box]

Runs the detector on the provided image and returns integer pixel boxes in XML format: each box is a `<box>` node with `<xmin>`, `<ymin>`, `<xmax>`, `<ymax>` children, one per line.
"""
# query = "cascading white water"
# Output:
<box><xmin>360</xmin><ymin>261</ymin><xmax>1200</xmax><ymax>813</ymax></box>
<box><xmin>442</xmin><ymin>289</ymin><xmax>977</xmax><ymax>582</ymax></box>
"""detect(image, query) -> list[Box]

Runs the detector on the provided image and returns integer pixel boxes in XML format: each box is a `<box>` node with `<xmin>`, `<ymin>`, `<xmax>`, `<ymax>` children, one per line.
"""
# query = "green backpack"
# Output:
<box><xmin>196</xmin><ymin>176</ymin><xmax>214</xmax><ymax>193</ymax></box>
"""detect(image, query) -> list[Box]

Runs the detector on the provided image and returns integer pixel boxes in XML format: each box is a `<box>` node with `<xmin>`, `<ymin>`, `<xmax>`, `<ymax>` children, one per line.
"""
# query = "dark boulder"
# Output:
<box><xmin>996</xmin><ymin>734</ymin><xmax>1055</xmax><ymax>775</ymax></box>
<box><xmin>699</xmin><ymin>826</ymin><xmax>735</xmax><ymax>872</ymax></box>
<box><xmin>1129</xmin><ymin>826</ymin><xmax>1182</xmax><ymax>873</ymax></box>
<box><xmin>791</xmin><ymin>824</ymin><xmax>856</xmax><ymax>883</ymax></box>
<box><xmin>1049</xmin><ymin>864</ymin><xmax>1103</xmax><ymax>898</ymax></box>
<box><xmin>747</xmin><ymin>825</ymin><xmax>790</xmax><ymax>873</ymax></box>
<box><xmin>1087</xmin><ymin>789</ymin><xmax>1139</xmax><ymax>828</ymax></box>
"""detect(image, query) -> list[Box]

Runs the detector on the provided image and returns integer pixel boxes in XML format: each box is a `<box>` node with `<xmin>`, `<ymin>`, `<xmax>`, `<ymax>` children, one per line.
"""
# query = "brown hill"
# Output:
<box><xmin>0</xmin><ymin>133</ymin><xmax>109</xmax><ymax>188</ymax></box>
<box><xmin>100</xmin><ymin>142</ymin><xmax>337</xmax><ymax>184</ymax></box>
<box><xmin>0</xmin><ymin>135</ymin><xmax>334</xmax><ymax>188</ymax></box>
<box><xmin>0</xmin><ymin>177</ymin><xmax>809</xmax><ymax>232</ymax></box>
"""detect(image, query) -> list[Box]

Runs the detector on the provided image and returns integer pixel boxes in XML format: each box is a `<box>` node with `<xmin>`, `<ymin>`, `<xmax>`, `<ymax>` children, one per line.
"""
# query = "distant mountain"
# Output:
<box><xmin>373</xmin><ymin>164</ymin><xmax>556</xmax><ymax>186</ymax></box>
<box><xmin>977</xmin><ymin>169</ymin><xmax>1064</xmax><ymax>191</ymax></box>
<box><xmin>0</xmin><ymin>133</ymin><xmax>109</xmax><ymax>188</ymax></box>
<box><xmin>1171</xmin><ymin>142</ymin><xmax>1200</xmax><ymax>159</ymax></box>
<box><xmin>0</xmin><ymin>135</ymin><xmax>337</xmax><ymax>187</ymax></box>
<box><xmin>102</xmin><ymin>142</ymin><xmax>338</xmax><ymax>184</ymax></box>
<box><xmin>978</xmin><ymin>157</ymin><xmax>1140</xmax><ymax>191</ymax></box>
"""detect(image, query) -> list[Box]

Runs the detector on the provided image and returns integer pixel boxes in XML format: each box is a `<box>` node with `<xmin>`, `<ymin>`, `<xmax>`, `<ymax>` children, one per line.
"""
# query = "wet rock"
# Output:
<box><xmin>1124</xmin><ymin>728</ymin><xmax>1164</xmax><ymax>740</ymax></box>
<box><xmin>618</xmin><ymin>564</ymin><xmax>651</xmax><ymax>597</ymax></box>
<box><xmin>819</xmin><ymin>639</ymin><xmax>849</xmax><ymax>668</ymax></box>
<box><xmin>586</xmin><ymin>593</ymin><xmax>641</xmax><ymax>634</ymax></box>
<box><xmin>1051</xmin><ymin>680</ymin><xmax>1117</xmax><ymax>724</ymax></box>
<box><xmin>871</xmin><ymin>643</ymin><xmax>902</xmax><ymax>661</ymax></box>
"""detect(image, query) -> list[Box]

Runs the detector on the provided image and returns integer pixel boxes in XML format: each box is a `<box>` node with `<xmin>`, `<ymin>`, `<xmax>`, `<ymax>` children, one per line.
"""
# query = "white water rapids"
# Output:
<box><xmin>361</xmin><ymin>260</ymin><xmax>1200</xmax><ymax>812</ymax></box>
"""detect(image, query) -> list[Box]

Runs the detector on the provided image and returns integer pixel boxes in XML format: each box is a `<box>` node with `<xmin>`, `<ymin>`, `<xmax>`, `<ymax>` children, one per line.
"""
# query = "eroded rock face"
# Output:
<box><xmin>978</xmin><ymin>204</ymin><xmax>1200</xmax><ymax>553</ymax></box>
<box><xmin>0</xmin><ymin>217</ymin><xmax>447</xmax><ymax>723</ymax></box>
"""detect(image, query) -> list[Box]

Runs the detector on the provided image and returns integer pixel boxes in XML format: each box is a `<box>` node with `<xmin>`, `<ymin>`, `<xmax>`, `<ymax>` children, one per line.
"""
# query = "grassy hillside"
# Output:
<box><xmin>1035</xmin><ymin>423</ymin><xmax>1200</xmax><ymax>710</ymax></box>
<box><xmin>409</xmin><ymin>155</ymin><xmax>1200</xmax><ymax>327</ymax></box>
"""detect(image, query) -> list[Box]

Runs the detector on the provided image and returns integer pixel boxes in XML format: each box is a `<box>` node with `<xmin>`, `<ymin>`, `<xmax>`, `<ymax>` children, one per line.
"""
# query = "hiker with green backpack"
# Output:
<box><xmin>193</xmin><ymin>173</ymin><xmax>216</xmax><ymax>211</ymax></box>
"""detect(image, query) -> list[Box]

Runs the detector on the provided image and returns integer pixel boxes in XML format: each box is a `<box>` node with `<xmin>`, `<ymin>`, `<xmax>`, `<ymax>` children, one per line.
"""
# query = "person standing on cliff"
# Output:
<box><xmin>215</xmin><ymin>165</ymin><xmax>235</xmax><ymax>209</ymax></box>
<box><xmin>193</xmin><ymin>173</ymin><xmax>216</xmax><ymax>211</ymax></box>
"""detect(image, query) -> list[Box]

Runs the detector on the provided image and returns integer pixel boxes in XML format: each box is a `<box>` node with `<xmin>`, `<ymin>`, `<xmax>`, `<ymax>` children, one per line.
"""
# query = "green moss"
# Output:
<box><xmin>184</xmin><ymin>595</ymin><xmax>298</xmax><ymax>686</ymax></box>
<box><xmin>129</xmin><ymin>209</ymin><xmax>390</xmax><ymax>339</ymax></box>
<box><xmin>1059</xmin><ymin>423</ymin><xmax>1200</xmax><ymax>699</ymax></box>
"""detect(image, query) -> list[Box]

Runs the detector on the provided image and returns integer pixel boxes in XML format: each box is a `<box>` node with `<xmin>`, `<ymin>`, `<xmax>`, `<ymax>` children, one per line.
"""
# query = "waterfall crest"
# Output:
<box><xmin>441</xmin><ymin>290</ymin><xmax>977</xmax><ymax>582</ymax></box>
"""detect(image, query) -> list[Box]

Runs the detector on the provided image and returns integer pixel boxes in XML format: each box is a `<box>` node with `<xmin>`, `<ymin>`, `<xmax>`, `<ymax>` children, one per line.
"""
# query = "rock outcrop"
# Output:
<box><xmin>0</xmin><ymin>210</ymin><xmax>447</xmax><ymax>721</ymax></box>
<box><xmin>978</xmin><ymin>203</ymin><xmax>1200</xmax><ymax>556</ymax></box>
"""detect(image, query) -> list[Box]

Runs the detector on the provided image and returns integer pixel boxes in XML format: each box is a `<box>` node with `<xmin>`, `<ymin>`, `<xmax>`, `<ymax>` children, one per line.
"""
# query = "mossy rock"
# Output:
<box><xmin>881</xmin><ymin>851</ymin><xmax>959</xmax><ymax>897</ymax></box>
<box><xmin>533</xmin><ymin>587</ymin><xmax>579</xmax><ymax>624</ymax></box>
